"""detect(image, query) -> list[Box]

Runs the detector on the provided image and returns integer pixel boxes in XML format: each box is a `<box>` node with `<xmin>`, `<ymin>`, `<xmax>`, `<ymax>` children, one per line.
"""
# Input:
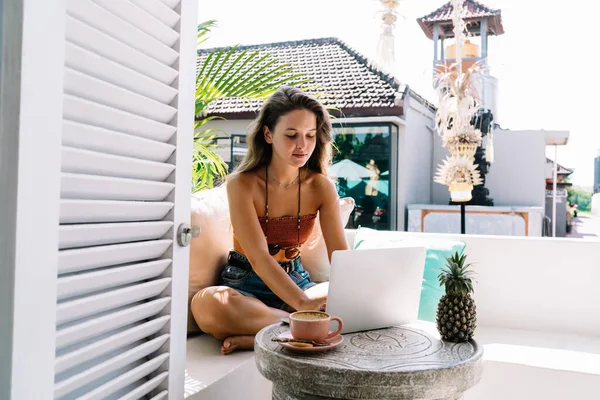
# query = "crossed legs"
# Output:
<box><xmin>191</xmin><ymin>283</ymin><xmax>329</xmax><ymax>355</ymax></box>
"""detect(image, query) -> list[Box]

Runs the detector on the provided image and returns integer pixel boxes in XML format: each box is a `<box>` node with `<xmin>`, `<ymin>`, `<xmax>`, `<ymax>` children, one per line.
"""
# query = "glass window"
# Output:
<box><xmin>331</xmin><ymin>124</ymin><xmax>393</xmax><ymax>231</ymax></box>
<box><xmin>216</xmin><ymin>134</ymin><xmax>248</xmax><ymax>171</ymax></box>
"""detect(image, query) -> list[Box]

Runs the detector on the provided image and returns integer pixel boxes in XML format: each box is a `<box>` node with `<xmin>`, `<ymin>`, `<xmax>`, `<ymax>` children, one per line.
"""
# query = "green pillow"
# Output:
<box><xmin>353</xmin><ymin>227</ymin><xmax>466</xmax><ymax>322</ymax></box>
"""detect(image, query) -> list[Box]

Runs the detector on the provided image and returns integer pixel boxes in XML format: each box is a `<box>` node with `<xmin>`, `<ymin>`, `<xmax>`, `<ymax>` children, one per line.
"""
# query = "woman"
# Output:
<box><xmin>191</xmin><ymin>86</ymin><xmax>349</xmax><ymax>355</ymax></box>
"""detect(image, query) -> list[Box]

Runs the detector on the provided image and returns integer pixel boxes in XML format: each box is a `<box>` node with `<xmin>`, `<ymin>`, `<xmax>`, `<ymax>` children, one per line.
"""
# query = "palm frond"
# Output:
<box><xmin>194</xmin><ymin>115</ymin><xmax>225</xmax><ymax>130</ymax></box>
<box><xmin>195</xmin><ymin>46</ymin><xmax>313</xmax><ymax>117</ymax></box>
<box><xmin>191</xmin><ymin>139</ymin><xmax>229</xmax><ymax>192</ymax></box>
<box><xmin>197</xmin><ymin>20</ymin><xmax>217</xmax><ymax>47</ymax></box>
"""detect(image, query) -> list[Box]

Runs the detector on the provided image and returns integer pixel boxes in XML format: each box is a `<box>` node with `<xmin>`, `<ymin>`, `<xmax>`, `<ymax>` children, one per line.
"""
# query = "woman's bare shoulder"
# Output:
<box><xmin>226</xmin><ymin>170</ymin><xmax>261</xmax><ymax>192</ymax></box>
<box><xmin>307</xmin><ymin>171</ymin><xmax>336</xmax><ymax>189</ymax></box>
<box><xmin>305</xmin><ymin>170</ymin><xmax>338</xmax><ymax>202</ymax></box>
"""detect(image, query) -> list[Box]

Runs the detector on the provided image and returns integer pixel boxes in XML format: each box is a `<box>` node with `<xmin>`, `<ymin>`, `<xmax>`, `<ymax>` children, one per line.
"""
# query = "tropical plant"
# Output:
<box><xmin>436</xmin><ymin>251</ymin><xmax>477</xmax><ymax>342</ymax></box>
<box><xmin>567</xmin><ymin>185</ymin><xmax>592</xmax><ymax>212</ymax></box>
<box><xmin>192</xmin><ymin>20</ymin><xmax>315</xmax><ymax>193</ymax></box>
<box><xmin>333</xmin><ymin>133</ymin><xmax>362</xmax><ymax>162</ymax></box>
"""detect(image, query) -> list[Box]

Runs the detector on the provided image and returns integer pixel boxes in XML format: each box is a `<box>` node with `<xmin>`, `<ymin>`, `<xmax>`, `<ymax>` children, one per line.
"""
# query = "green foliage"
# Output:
<box><xmin>333</xmin><ymin>134</ymin><xmax>362</xmax><ymax>162</ymax></box>
<box><xmin>438</xmin><ymin>251</ymin><xmax>476</xmax><ymax>297</ymax></box>
<box><xmin>192</xmin><ymin>116</ymin><xmax>228</xmax><ymax>193</ymax></box>
<box><xmin>196</xmin><ymin>19</ymin><xmax>216</xmax><ymax>47</ymax></box>
<box><xmin>567</xmin><ymin>186</ymin><xmax>592</xmax><ymax>211</ymax></box>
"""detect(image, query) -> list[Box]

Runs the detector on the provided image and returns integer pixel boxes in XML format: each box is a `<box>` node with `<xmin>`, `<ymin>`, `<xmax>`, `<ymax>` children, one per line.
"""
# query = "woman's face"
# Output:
<box><xmin>264</xmin><ymin>108</ymin><xmax>317</xmax><ymax>168</ymax></box>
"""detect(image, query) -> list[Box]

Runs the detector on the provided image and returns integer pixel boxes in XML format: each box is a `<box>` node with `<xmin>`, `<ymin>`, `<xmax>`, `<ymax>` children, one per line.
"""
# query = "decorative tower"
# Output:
<box><xmin>418</xmin><ymin>0</ymin><xmax>504</xmax><ymax>206</ymax></box>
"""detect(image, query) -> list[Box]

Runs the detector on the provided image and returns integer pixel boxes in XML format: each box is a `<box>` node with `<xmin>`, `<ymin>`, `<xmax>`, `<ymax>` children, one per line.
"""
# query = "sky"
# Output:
<box><xmin>197</xmin><ymin>0</ymin><xmax>600</xmax><ymax>188</ymax></box>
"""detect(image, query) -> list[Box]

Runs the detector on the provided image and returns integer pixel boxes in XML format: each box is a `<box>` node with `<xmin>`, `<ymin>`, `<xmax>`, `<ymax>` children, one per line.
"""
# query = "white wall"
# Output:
<box><xmin>485</xmin><ymin>129</ymin><xmax>546</xmax><ymax>207</ymax></box>
<box><xmin>402</xmin><ymin>93</ymin><xmax>435</xmax><ymax>226</ymax></box>
<box><xmin>592</xmin><ymin>193</ymin><xmax>600</xmax><ymax>217</ymax></box>
<box><xmin>460</xmin><ymin>234</ymin><xmax>599</xmax><ymax>336</ymax></box>
<box><xmin>432</xmin><ymin>128</ymin><xmax>547</xmax><ymax>207</ymax></box>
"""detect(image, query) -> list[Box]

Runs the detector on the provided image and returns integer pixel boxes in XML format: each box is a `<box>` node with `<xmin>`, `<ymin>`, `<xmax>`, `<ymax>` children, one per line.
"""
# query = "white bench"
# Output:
<box><xmin>184</xmin><ymin>230</ymin><xmax>600</xmax><ymax>399</ymax></box>
<box><xmin>185</xmin><ymin>333</ymin><xmax>270</xmax><ymax>400</ymax></box>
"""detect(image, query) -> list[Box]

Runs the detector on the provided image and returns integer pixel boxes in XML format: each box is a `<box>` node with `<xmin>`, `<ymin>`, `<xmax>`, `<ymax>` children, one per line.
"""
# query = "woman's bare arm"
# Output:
<box><xmin>317</xmin><ymin>176</ymin><xmax>350</xmax><ymax>262</ymax></box>
<box><xmin>226</xmin><ymin>173</ymin><xmax>311</xmax><ymax>310</ymax></box>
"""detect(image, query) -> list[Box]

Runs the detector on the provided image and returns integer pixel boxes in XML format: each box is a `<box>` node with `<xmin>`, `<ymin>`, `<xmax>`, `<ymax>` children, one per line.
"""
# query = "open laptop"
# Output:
<box><xmin>325</xmin><ymin>246</ymin><xmax>426</xmax><ymax>334</ymax></box>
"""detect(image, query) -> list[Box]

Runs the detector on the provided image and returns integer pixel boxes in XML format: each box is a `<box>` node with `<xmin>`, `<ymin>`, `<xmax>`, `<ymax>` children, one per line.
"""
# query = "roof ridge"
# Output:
<box><xmin>417</xmin><ymin>1</ymin><xmax>452</xmax><ymax>22</ymax></box>
<box><xmin>467</xmin><ymin>0</ymin><xmax>500</xmax><ymax>15</ymax></box>
<box><xmin>417</xmin><ymin>0</ymin><xmax>500</xmax><ymax>22</ymax></box>
<box><xmin>197</xmin><ymin>37</ymin><xmax>340</xmax><ymax>54</ymax></box>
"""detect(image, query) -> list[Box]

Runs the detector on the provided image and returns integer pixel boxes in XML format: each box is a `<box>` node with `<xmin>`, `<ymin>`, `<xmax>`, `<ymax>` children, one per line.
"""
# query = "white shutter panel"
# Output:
<box><xmin>54</xmin><ymin>0</ymin><xmax>196</xmax><ymax>399</ymax></box>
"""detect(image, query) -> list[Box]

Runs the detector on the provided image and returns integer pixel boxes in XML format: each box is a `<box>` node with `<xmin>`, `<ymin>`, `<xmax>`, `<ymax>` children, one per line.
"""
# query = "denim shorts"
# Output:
<box><xmin>220</xmin><ymin>250</ymin><xmax>316</xmax><ymax>310</ymax></box>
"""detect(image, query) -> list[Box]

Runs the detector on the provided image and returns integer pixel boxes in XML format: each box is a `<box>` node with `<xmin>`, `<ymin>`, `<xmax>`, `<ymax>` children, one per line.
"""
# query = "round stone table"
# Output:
<box><xmin>255</xmin><ymin>323</ymin><xmax>483</xmax><ymax>400</ymax></box>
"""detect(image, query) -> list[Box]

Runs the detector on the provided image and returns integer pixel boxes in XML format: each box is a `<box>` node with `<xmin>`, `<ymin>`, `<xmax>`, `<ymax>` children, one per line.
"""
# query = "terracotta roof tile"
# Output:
<box><xmin>197</xmin><ymin>37</ymin><xmax>415</xmax><ymax>116</ymax></box>
<box><xmin>417</xmin><ymin>0</ymin><xmax>504</xmax><ymax>39</ymax></box>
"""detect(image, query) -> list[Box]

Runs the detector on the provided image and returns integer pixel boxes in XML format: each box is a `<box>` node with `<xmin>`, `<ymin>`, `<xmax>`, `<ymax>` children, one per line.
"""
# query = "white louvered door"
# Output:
<box><xmin>53</xmin><ymin>0</ymin><xmax>196</xmax><ymax>399</ymax></box>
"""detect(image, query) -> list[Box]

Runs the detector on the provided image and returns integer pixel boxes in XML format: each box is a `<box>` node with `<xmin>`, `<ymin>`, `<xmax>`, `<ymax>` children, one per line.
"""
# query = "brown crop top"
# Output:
<box><xmin>233</xmin><ymin>166</ymin><xmax>318</xmax><ymax>255</ymax></box>
<box><xmin>258</xmin><ymin>213</ymin><xmax>317</xmax><ymax>248</ymax></box>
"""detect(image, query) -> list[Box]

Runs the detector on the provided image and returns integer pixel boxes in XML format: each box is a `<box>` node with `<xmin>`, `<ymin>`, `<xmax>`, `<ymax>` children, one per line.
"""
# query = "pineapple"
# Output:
<box><xmin>436</xmin><ymin>251</ymin><xmax>477</xmax><ymax>342</ymax></box>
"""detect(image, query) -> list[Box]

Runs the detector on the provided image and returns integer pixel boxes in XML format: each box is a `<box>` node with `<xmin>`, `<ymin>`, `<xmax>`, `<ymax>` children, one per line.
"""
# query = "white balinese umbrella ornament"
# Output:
<box><xmin>434</xmin><ymin>155</ymin><xmax>483</xmax><ymax>202</ymax></box>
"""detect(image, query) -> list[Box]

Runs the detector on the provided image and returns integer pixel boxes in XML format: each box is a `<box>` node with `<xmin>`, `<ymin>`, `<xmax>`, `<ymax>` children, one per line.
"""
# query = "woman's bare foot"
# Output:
<box><xmin>221</xmin><ymin>335</ymin><xmax>255</xmax><ymax>355</ymax></box>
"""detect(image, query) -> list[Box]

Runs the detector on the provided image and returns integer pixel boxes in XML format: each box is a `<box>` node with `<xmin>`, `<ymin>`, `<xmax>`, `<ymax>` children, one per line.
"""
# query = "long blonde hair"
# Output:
<box><xmin>235</xmin><ymin>86</ymin><xmax>333</xmax><ymax>175</ymax></box>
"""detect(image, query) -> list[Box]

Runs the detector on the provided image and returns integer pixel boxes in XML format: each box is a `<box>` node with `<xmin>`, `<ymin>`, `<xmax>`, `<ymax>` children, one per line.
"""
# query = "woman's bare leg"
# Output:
<box><xmin>191</xmin><ymin>286</ymin><xmax>289</xmax><ymax>355</ymax></box>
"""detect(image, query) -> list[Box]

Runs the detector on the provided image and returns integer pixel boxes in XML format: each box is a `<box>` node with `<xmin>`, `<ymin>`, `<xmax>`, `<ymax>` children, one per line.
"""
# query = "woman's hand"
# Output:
<box><xmin>295</xmin><ymin>295</ymin><xmax>327</xmax><ymax>312</ymax></box>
